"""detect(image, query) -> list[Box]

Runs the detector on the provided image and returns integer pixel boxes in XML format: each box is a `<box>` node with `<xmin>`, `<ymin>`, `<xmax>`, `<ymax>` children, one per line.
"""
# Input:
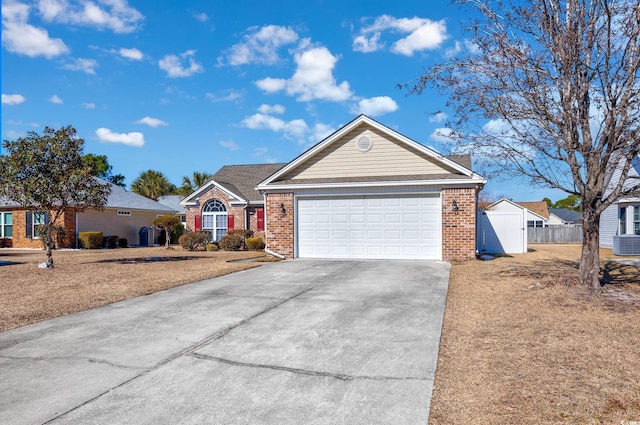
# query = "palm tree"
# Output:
<box><xmin>131</xmin><ymin>170</ymin><xmax>176</xmax><ymax>200</ymax></box>
<box><xmin>176</xmin><ymin>171</ymin><xmax>212</xmax><ymax>197</ymax></box>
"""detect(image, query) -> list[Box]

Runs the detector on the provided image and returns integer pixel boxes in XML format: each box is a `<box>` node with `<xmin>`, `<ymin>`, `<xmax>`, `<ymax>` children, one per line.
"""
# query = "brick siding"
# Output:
<box><xmin>265</xmin><ymin>193</ymin><xmax>294</xmax><ymax>258</ymax></box>
<box><xmin>441</xmin><ymin>188</ymin><xmax>477</xmax><ymax>261</ymax></box>
<box><xmin>7</xmin><ymin>208</ymin><xmax>77</xmax><ymax>249</ymax></box>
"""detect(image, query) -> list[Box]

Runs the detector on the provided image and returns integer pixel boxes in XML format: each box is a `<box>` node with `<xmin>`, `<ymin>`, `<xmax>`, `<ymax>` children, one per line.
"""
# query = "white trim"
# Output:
<box><xmin>180</xmin><ymin>179</ymin><xmax>247</xmax><ymax>206</ymax></box>
<box><xmin>259</xmin><ymin>178</ymin><xmax>485</xmax><ymax>192</ymax></box>
<box><xmin>486</xmin><ymin>198</ymin><xmax>548</xmax><ymax>222</ymax></box>
<box><xmin>257</xmin><ymin>115</ymin><xmax>485</xmax><ymax>188</ymax></box>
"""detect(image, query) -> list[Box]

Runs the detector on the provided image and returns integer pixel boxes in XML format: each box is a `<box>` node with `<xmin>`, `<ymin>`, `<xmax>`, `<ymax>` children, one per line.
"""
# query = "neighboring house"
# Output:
<box><xmin>257</xmin><ymin>115</ymin><xmax>486</xmax><ymax>261</ymax></box>
<box><xmin>181</xmin><ymin>163</ymin><xmax>288</xmax><ymax>241</ymax></box>
<box><xmin>0</xmin><ymin>179</ymin><xmax>177</xmax><ymax>249</ymax></box>
<box><xmin>486</xmin><ymin>198</ymin><xmax>549</xmax><ymax>228</ymax></box>
<box><xmin>600</xmin><ymin>155</ymin><xmax>640</xmax><ymax>249</ymax></box>
<box><xmin>158</xmin><ymin>195</ymin><xmax>187</xmax><ymax>229</ymax></box>
<box><xmin>548</xmin><ymin>208</ymin><xmax>582</xmax><ymax>226</ymax></box>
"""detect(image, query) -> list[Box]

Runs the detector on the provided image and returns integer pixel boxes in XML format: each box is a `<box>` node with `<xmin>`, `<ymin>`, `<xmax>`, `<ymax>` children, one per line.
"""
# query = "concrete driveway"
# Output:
<box><xmin>0</xmin><ymin>259</ymin><xmax>450</xmax><ymax>425</ymax></box>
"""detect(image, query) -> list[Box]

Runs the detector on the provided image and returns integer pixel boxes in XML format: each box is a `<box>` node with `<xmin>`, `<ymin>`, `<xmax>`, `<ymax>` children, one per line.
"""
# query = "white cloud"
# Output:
<box><xmin>444</xmin><ymin>39</ymin><xmax>479</xmax><ymax>58</ymax></box>
<box><xmin>205</xmin><ymin>90</ymin><xmax>242</xmax><ymax>102</ymax></box>
<box><xmin>257</xmin><ymin>104</ymin><xmax>285</xmax><ymax>114</ymax></box>
<box><xmin>241</xmin><ymin>113</ymin><xmax>309</xmax><ymax>141</ymax></box>
<box><xmin>2</xmin><ymin>1</ymin><xmax>70</xmax><ymax>58</ymax></box>
<box><xmin>135</xmin><ymin>116</ymin><xmax>167</xmax><ymax>127</ymax></box>
<box><xmin>219</xmin><ymin>140</ymin><xmax>239</xmax><ymax>151</ymax></box>
<box><xmin>218</xmin><ymin>25</ymin><xmax>298</xmax><ymax>66</ymax></box>
<box><xmin>310</xmin><ymin>122</ymin><xmax>335</xmax><ymax>143</ymax></box>
<box><xmin>82</xmin><ymin>102</ymin><xmax>96</xmax><ymax>109</ymax></box>
<box><xmin>61</xmin><ymin>57</ymin><xmax>98</xmax><ymax>74</ymax></box>
<box><xmin>36</xmin><ymin>0</ymin><xmax>144</xmax><ymax>34</ymax></box>
<box><xmin>353</xmin><ymin>96</ymin><xmax>398</xmax><ymax>116</ymax></box>
<box><xmin>430</xmin><ymin>127</ymin><xmax>458</xmax><ymax>143</ymax></box>
<box><xmin>255</xmin><ymin>45</ymin><xmax>352</xmax><ymax>102</ymax></box>
<box><xmin>353</xmin><ymin>15</ymin><xmax>448</xmax><ymax>56</ymax></box>
<box><xmin>193</xmin><ymin>12</ymin><xmax>209</xmax><ymax>22</ymax></box>
<box><xmin>252</xmin><ymin>146</ymin><xmax>277</xmax><ymax>163</ymax></box>
<box><xmin>2</xmin><ymin>93</ymin><xmax>26</xmax><ymax>105</ymax></box>
<box><xmin>95</xmin><ymin>127</ymin><xmax>144</xmax><ymax>147</ymax></box>
<box><xmin>159</xmin><ymin>50</ymin><xmax>203</xmax><ymax>78</ymax></box>
<box><xmin>48</xmin><ymin>94</ymin><xmax>63</xmax><ymax>104</ymax></box>
<box><xmin>429</xmin><ymin>112</ymin><xmax>448</xmax><ymax>123</ymax></box>
<box><xmin>118</xmin><ymin>47</ymin><xmax>143</xmax><ymax>60</ymax></box>
<box><xmin>255</xmin><ymin>77</ymin><xmax>286</xmax><ymax>93</ymax></box>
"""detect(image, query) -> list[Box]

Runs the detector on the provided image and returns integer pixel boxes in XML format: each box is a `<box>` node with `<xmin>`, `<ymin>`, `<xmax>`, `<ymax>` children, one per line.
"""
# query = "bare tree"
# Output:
<box><xmin>408</xmin><ymin>0</ymin><xmax>640</xmax><ymax>288</ymax></box>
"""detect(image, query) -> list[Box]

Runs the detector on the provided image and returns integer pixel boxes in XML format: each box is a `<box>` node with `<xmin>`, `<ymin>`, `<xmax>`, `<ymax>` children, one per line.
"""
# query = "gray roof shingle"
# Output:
<box><xmin>549</xmin><ymin>208</ymin><xmax>582</xmax><ymax>223</ymax></box>
<box><xmin>212</xmin><ymin>163</ymin><xmax>288</xmax><ymax>202</ymax></box>
<box><xmin>1</xmin><ymin>179</ymin><xmax>177</xmax><ymax>213</ymax></box>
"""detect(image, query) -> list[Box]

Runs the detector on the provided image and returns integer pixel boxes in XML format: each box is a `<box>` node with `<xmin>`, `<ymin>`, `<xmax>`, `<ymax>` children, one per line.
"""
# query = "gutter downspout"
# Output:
<box><xmin>264</xmin><ymin>248</ymin><xmax>285</xmax><ymax>259</ymax></box>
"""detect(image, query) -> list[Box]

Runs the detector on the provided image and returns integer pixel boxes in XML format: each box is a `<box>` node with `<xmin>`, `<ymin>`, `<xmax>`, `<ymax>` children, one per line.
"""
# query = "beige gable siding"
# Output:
<box><xmin>78</xmin><ymin>209</ymin><xmax>163</xmax><ymax>246</ymax></box>
<box><xmin>281</xmin><ymin>125</ymin><xmax>457</xmax><ymax>180</ymax></box>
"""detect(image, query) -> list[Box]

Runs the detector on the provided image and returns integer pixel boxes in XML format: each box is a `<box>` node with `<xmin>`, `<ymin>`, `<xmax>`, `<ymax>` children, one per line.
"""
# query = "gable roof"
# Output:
<box><xmin>514</xmin><ymin>201</ymin><xmax>549</xmax><ymax>219</ymax></box>
<box><xmin>181</xmin><ymin>163</ymin><xmax>287</xmax><ymax>205</ymax></box>
<box><xmin>258</xmin><ymin>115</ymin><xmax>485</xmax><ymax>189</ymax></box>
<box><xmin>0</xmin><ymin>179</ymin><xmax>176</xmax><ymax>213</ymax></box>
<box><xmin>549</xmin><ymin>208</ymin><xmax>582</xmax><ymax>223</ymax></box>
<box><xmin>486</xmin><ymin>198</ymin><xmax>548</xmax><ymax>221</ymax></box>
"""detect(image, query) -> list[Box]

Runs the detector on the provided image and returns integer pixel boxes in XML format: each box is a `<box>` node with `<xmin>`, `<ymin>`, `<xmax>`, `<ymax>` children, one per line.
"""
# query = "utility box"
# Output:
<box><xmin>613</xmin><ymin>235</ymin><xmax>640</xmax><ymax>256</ymax></box>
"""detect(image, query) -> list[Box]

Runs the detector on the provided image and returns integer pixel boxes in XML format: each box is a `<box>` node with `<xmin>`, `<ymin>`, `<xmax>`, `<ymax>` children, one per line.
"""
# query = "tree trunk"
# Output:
<box><xmin>45</xmin><ymin>227</ymin><xmax>55</xmax><ymax>268</ymax></box>
<box><xmin>165</xmin><ymin>229</ymin><xmax>171</xmax><ymax>249</ymax></box>
<box><xmin>579</xmin><ymin>209</ymin><xmax>601</xmax><ymax>289</ymax></box>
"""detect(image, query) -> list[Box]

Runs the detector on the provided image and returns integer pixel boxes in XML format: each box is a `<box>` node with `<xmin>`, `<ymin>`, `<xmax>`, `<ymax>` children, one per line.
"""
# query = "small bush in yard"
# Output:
<box><xmin>79</xmin><ymin>232</ymin><xmax>103</xmax><ymax>249</ymax></box>
<box><xmin>178</xmin><ymin>231</ymin><xmax>209</xmax><ymax>251</ymax></box>
<box><xmin>118</xmin><ymin>238</ymin><xmax>128</xmax><ymax>248</ymax></box>
<box><xmin>103</xmin><ymin>235</ymin><xmax>119</xmax><ymax>249</ymax></box>
<box><xmin>228</xmin><ymin>229</ymin><xmax>254</xmax><ymax>239</ymax></box>
<box><xmin>246</xmin><ymin>237</ymin><xmax>264</xmax><ymax>251</ymax></box>
<box><xmin>218</xmin><ymin>233</ymin><xmax>245</xmax><ymax>251</ymax></box>
<box><xmin>206</xmin><ymin>243</ymin><xmax>218</xmax><ymax>251</ymax></box>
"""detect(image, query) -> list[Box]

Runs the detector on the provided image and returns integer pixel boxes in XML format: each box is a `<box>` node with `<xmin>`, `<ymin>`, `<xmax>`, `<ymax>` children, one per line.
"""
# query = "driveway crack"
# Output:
<box><xmin>190</xmin><ymin>352</ymin><xmax>430</xmax><ymax>382</ymax></box>
<box><xmin>0</xmin><ymin>355</ymin><xmax>144</xmax><ymax>371</ymax></box>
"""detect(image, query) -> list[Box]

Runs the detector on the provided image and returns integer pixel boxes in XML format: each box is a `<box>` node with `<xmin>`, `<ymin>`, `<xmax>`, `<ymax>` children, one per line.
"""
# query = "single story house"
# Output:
<box><xmin>485</xmin><ymin>198</ymin><xmax>549</xmax><ymax>228</ymax></box>
<box><xmin>0</xmin><ymin>179</ymin><xmax>177</xmax><ymax>248</ymax></box>
<box><xmin>548</xmin><ymin>208</ymin><xmax>582</xmax><ymax>226</ymax></box>
<box><xmin>181</xmin><ymin>163</ymin><xmax>287</xmax><ymax>241</ymax></box>
<box><xmin>183</xmin><ymin>115</ymin><xmax>486</xmax><ymax>261</ymax></box>
<box><xmin>600</xmin><ymin>154</ymin><xmax>640</xmax><ymax>249</ymax></box>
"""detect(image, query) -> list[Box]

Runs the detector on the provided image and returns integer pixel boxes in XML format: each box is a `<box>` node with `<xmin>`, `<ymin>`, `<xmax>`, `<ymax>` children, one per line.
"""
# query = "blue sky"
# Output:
<box><xmin>1</xmin><ymin>0</ymin><xmax>566</xmax><ymax>202</ymax></box>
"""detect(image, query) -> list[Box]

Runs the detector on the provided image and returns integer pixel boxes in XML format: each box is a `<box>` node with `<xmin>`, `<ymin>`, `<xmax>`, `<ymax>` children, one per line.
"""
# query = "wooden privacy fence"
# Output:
<box><xmin>528</xmin><ymin>226</ymin><xmax>583</xmax><ymax>244</ymax></box>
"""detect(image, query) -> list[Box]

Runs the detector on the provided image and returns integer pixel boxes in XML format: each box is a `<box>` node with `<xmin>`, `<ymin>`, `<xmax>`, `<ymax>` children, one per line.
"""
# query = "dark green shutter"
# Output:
<box><xmin>26</xmin><ymin>212</ymin><xmax>32</xmax><ymax>239</ymax></box>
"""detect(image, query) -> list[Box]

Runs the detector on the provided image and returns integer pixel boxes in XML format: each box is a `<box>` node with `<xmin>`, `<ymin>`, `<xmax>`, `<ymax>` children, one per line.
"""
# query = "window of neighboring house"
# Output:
<box><xmin>527</xmin><ymin>220</ymin><xmax>543</xmax><ymax>228</ymax></box>
<box><xmin>619</xmin><ymin>206</ymin><xmax>627</xmax><ymax>235</ymax></box>
<box><xmin>202</xmin><ymin>199</ymin><xmax>227</xmax><ymax>242</ymax></box>
<box><xmin>634</xmin><ymin>206</ymin><xmax>640</xmax><ymax>235</ymax></box>
<box><xmin>30</xmin><ymin>212</ymin><xmax>48</xmax><ymax>238</ymax></box>
<box><xmin>0</xmin><ymin>212</ymin><xmax>12</xmax><ymax>238</ymax></box>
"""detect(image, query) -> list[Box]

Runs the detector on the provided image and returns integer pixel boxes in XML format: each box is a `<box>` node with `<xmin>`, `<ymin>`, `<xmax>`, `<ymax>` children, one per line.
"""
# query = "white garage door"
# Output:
<box><xmin>297</xmin><ymin>195</ymin><xmax>441</xmax><ymax>260</ymax></box>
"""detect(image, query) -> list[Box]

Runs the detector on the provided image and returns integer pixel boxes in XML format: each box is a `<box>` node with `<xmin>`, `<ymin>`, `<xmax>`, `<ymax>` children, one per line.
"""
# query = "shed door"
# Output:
<box><xmin>297</xmin><ymin>195</ymin><xmax>441</xmax><ymax>260</ymax></box>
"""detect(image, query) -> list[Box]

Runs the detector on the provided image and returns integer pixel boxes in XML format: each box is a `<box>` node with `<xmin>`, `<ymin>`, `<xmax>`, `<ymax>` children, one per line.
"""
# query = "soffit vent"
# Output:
<box><xmin>356</xmin><ymin>136</ymin><xmax>373</xmax><ymax>152</ymax></box>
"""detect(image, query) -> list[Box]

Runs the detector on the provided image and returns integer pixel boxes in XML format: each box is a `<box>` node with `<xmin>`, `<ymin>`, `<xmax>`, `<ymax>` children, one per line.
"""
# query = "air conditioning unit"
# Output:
<box><xmin>613</xmin><ymin>235</ymin><xmax>640</xmax><ymax>256</ymax></box>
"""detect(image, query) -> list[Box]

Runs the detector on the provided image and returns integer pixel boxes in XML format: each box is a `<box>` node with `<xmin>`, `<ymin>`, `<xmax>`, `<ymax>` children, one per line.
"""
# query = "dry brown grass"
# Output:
<box><xmin>0</xmin><ymin>247</ymin><xmax>269</xmax><ymax>331</ymax></box>
<box><xmin>430</xmin><ymin>244</ymin><xmax>640</xmax><ymax>425</ymax></box>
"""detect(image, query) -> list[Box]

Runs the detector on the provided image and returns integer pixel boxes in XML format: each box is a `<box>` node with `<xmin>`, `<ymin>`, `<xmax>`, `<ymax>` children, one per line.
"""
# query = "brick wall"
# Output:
<box><xmin>441</xmin><ymin>188</ymin><xmax>477</xmax><ymax>261</ymax></box>
<box><xmin>8</xmin><ymin>208</ymin><xmax>77</xmax><ymax>249</ymax></box>
<box><xmin>265</xmin><ymin>193</ymin><xmax>294</xmax><ymax>258</ymax></box>
<box><xmin>183</xmin><ymin>186</ymin><xmax>253</xmax><ymax>237</ymax></box>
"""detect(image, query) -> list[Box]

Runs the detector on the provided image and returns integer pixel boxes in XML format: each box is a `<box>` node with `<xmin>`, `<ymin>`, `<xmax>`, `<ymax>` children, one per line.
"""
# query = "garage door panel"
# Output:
<box><xmin>297</xmin><ymin>195</ymin><xmax>441</xmax><ymax>260</ymax></box>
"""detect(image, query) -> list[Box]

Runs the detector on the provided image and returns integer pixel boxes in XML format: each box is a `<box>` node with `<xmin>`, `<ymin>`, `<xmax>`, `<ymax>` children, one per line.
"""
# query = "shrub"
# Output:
<box><xmin>0</xmin><ymin>238</ymin><xmax>13</xmax><ymax>248</ymax></box>
<box><xmin>218</xmin><ymin>233</ymin><xmax>245</xmax><ymax>251</ymax></box>
<box><xmin>158</xmin><ymin>224</ymin><xmax>185</xmax><ymax>246</ymax></box>
<box><xmin>103</xmin><ymin>235</ymin><xmax>119</xmax><ymax>249</ymax></box>
<box><xmin>206</xmin><ymin>243</ymin><xmax>218</xmax><ymax>251</ymax></box>
<box><xmin>228</xmin><ymin>229</ymin><xmax>254</xmax><ymax>239</ymax></box>
<box><xmin>79</xmin><ymin>231</ymin><xmax>103</xmax><ymax>249</ymax></box>
<box><xmin>153</xmin><ymin>215</ymin><xmax>183</xmax><ymax>249</ymax></box>
<box><xmin>246</xmin><ymin>237</ymin><xmax>265</xmax><ymax>251</ymax></box>
<box><xmin>178</xmin><ymin>231</ymin><xmax>210</xmax><ymax>251</ymax></box>
<box><xmin>118</xmin><ymin>238</ymin><xmax>128</xmax><ymax>248</ymax></box>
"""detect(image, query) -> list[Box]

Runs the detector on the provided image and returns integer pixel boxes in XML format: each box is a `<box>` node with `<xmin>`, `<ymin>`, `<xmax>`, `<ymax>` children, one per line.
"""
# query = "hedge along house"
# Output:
<box><xmin>181</xmin><ymin>163</ymin><xmax>287</xmax><ymax>241</ymax></box>
<box><xmin>0</xmin><ymin>179</ymin><xmax>177</xmax><ymax>249</ymax></box>
<box><xmin>257</xmin><ymin>115</ymin><xmax>487</xmax><ymax>261</ymax></box>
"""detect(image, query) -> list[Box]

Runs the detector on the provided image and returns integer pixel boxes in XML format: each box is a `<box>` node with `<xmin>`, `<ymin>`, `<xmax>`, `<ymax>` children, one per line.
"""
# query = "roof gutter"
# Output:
<box><xmin>257</xmin><ymin>178</ymin><xmax>487</xmax><ymax>191</ymax></box>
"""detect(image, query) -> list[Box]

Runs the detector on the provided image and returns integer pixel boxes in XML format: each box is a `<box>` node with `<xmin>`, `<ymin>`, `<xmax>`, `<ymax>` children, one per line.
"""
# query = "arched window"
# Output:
<box><xmin>202</xmin><ymin>199</ymin><xmax>227</xmax><ymax>241</ymax></box>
